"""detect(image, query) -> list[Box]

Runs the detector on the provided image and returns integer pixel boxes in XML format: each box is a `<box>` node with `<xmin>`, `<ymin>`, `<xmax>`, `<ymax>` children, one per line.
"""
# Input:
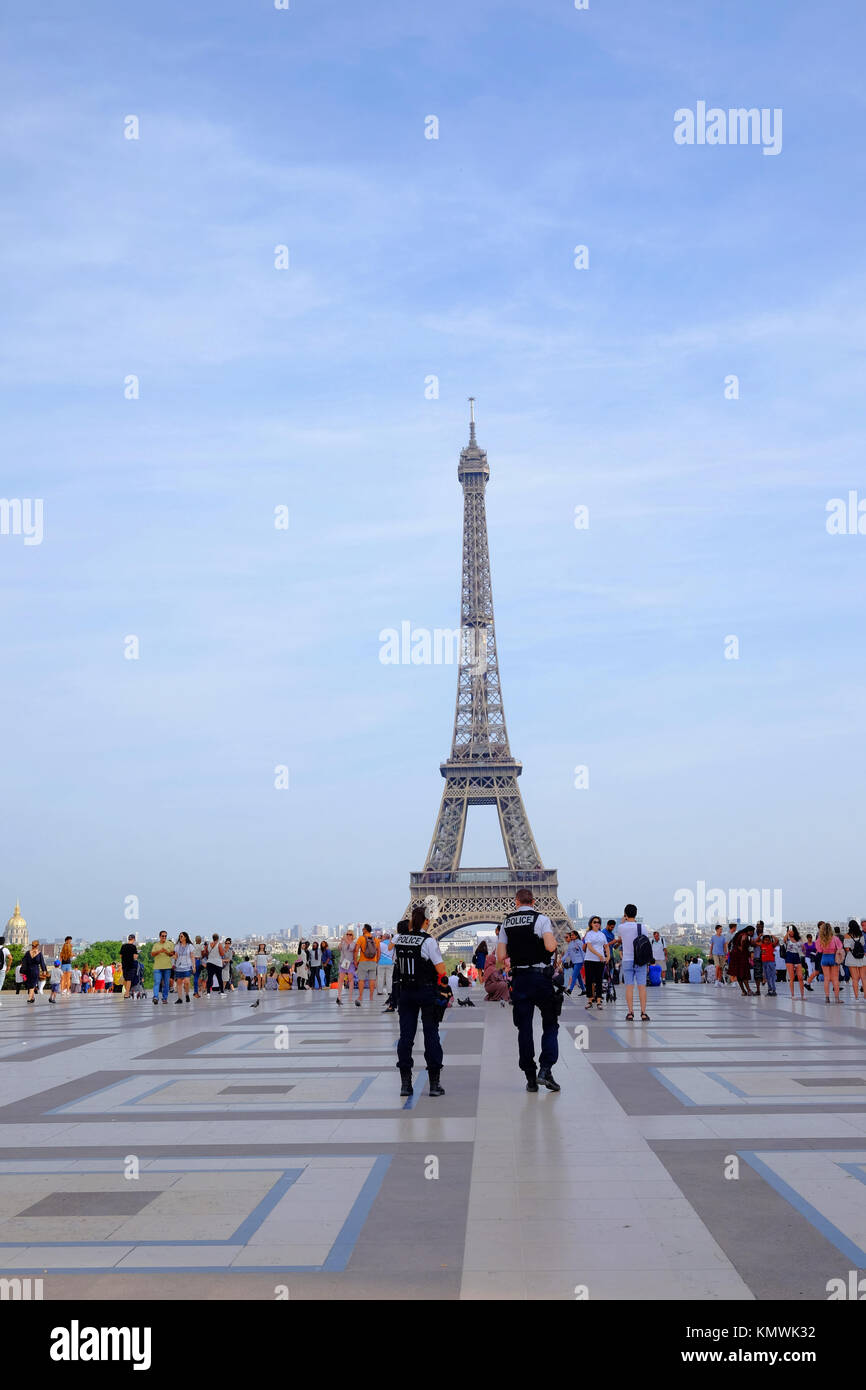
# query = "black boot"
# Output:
<box><xmin>399</xmin><ymin>1069</ymin><xmax>413</xmax><ymax>1097</ymax></box>
<box><xmin>537</xmin><ymin>1067</ymin><xmax>561</xmax><ymax>1092</ymax></box>
<box><xmin>428</xmin><ymin>1069</ymin><xmax>445</xmax><ymax>1097</ymax></box>
<box><xmin>525</xmin><ymin>1069</ymin><xmax>539</xmax><ymax>1093</ymax></box>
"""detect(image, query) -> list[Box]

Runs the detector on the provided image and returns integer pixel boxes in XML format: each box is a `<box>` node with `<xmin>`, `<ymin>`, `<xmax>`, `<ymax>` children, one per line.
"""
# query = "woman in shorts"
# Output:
<box><xmin>843</xmin><ymin>921</ymin><xmax>866</xmax><ymax>1002</ymax></box>
<box><xmin>817</xmin><ymin>921</ymin><xmax>843</xmax><ymax>1003</ymax></box>
<box><xmin>255</xmin><ymin>943</ymin><xmax>268</xmax><ymax>991</ymax></box>
<box><xmin>60</xmin><ymin>937</ymin><xmax>75</xmax><ymax>996</ymax></box>
<box><xmin>174</xmin><ymin>932</ymin><xmax>194</xmax><ymax>1004</ymax></box>
<box><xmin>783</xmin><ymin>926</ymin><xmax>806</xmax><ymax>1000</ymax></box>
<box><xmin>335</xmin><ymin>930</ymin><xmax>356</xmax><ymax>1006</ymax></box>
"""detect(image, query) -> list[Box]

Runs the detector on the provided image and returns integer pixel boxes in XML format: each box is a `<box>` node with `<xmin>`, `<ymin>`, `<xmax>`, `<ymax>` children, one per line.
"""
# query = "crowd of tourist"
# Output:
<box><xmin>0</xmin><ymin>928</ymin><xmax>413</xmax><ymax>1006</ymax></box>
<box><xmin>546</xmin><ymin>918</ymin><xmax>866</xmax><ymax>1007</ymax></box>
<box><xmin>5</xmin><ymin>915</ymin><xmax>865</xmax><ymax>1012</ymax></box>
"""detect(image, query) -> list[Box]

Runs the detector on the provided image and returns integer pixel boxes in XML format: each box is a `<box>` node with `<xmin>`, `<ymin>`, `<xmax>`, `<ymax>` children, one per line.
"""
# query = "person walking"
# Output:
<box><xmin>393</xmin><ymin>905</ymin><xmax>447</xmax><ymax>1097</ymax></box>
<box><xmin>320</xmin><ymin>941</ymin><xmax>333</xmax><ymax>990</ymax></box>
<box><xmin>0</xmin><ymin>935</ymin><xmax>10</xmax><ymax>1005</ymax></box>
<box><xmin>844</xmin><ymin>921</ymin><xmax>866</xmax><ymax>1001</ymax></box>
<box><xmin>205</xmin><ymin>934</ymin><xmax>225</xmax><ymax>997</ymax></box>
<box><xmin>222</xmin><ymin>938</ymin><xmax>235</xmax><ymax>992</ymax></box>
<box><xmin>59</xmin><ymin>937</ymin><xmax>75</xmax><ymax>995</ymax></box>
<box><xmin>376</xmin><ymin>934</ymin><xmax>394</xmax><ymax>998</ymax></box>
<box><xmin>174</xmin><ymin>932</ymin><xmax>194</xmax><ymax>1004</ymax></box>
<box><xmin>335</xmin><ymin>929</ymin><xmax>357</xmax><ymax>1006</ymax></box>
<box><xmin>563</xmin><ymin>931</ymin><xmax>586</xmax><ymax>996</ymax></box>
<box><xmin>760</xmin><ymin>930</ymin><xmax>778</xmax><ymax>998</ymax></box>
<box><xmin>120</xmin><ymin>934</ymin><xmax>139</xmax><ymax>1000</ymax></box>
<box><xmin>48</xmin><ymin>959</ymin><xmax>63</xmax><ymax>1002</ymax></box>
<box><xmin>582</xmin><ymin>916</ymin><xmax>609</xmax><ymax>1011</ymax></box>
<box><xmin>803</xmin><ymin>932</ymin><xmax>819</xmax><ymax>989</ymax></box>
<box><xmin>255</xmin><ymin>943</ymin><xmax>269</xmax><ymax>992</ymax></box>
<box><xmin>472</xmin><ymin>938</ymin><xmax>489</xmax><ymax>979</ymax></box>
<box><xmin>151</xmin><ymin>931</ymin><xmax>174</xmax><ymax>1005</ymax></box>
<box><xmin>651</xmin><ymin>931</ymin><xmax>667</xmax><ymax>985</ymax></box>
<box><xmin>709</xmin><ymin>924</ymin><xmax>727</xmax><ymax>986</ymax></box>
<box><xmin>308</xmin><ymin>940</ymin><xmax>323</xmax><ymax>989</ymax></box>
<box><xmin>192</xmin><ymin>936</ymin><xmax>204</xmax><ymax>997</ymax></box>
<box><xmin>783</xmin><ymin>926</ymin><xmax>806</xmax><ymax>999</ymax></box>
<box><xmin>20</xmin><ymin>941</ymin><xmax>48</xmax><ymax>1003</ymax></box>
<box><xmin>354</xmin><ymin>925</ymin><xmax>380</xmax><ymax>1007</ymax></box>
<box><xmin>497</xmin><ymin>888</ymin><xmax>561</xmax><ymax>1091</ymax></box>
<box><xmin>612</xmin><ymin>905</ymin><xmax>654</xmax><ymax>1023</ymax></box>
<box><xmin>728</xmin><ymin>927</ymin><xmax>754</xmax><ymax>996</ymax></box>
<box><xmin>293</xmin><ymin>950</ymin><xmax>309</xmax><ymax>990</ymax></box>
<box><xmin>817</xmin><ymin>921</ymin><xmax>844</xmax><ymax>1003</ymax></box>
<box><xmin>751</xmin><ymin>925</ymin><xmax>765</xmax><ymax>997</ymax></box>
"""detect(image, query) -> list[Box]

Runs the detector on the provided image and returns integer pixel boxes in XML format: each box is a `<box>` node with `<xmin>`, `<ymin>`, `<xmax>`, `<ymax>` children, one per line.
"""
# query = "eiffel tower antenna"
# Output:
<box><xmin>407</xmin><ymin>407</ymin><xmax>572</xmax><ymax>940</ymax></box>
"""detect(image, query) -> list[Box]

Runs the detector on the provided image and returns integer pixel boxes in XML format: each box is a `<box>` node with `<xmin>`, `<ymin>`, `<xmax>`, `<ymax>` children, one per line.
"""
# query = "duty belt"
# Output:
<box><xmin>511</xmin><ymin>963</ymin><xmax>550</xmax><ymax>971</ymax></box>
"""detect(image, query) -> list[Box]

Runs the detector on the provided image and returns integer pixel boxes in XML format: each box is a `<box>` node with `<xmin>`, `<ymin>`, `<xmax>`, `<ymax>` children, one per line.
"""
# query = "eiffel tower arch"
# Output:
<box><xmin>407</xmin><ymin>402</ymin><xmax>572</xmax><ymax>943</ymax></box>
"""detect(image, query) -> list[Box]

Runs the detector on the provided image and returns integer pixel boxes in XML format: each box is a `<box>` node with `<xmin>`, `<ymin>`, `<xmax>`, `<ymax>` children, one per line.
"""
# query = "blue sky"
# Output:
<box><xmin>2</xmin><ymin>0</ymin><xmax>866</xmax><ymax>939</ymax></box>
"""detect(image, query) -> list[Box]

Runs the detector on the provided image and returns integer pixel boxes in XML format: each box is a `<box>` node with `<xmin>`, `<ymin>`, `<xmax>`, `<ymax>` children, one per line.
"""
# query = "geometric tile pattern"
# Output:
<box><xmin>2</xmin><ymin>983</ymin><xmax>866</xmax><ymax>1297</ymax></box>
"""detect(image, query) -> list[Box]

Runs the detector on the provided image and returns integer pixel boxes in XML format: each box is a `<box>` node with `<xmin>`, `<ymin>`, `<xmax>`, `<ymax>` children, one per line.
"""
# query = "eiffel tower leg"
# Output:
<box><xmin>422</xmin><ymin>784</ymin><xmax>468</xmax><ymax>876</ymax></box>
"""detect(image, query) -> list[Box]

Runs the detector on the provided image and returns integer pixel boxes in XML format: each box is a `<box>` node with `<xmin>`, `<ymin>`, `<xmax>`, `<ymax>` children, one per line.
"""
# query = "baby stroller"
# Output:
<box><xmin>130</xmin><ymin>959</ymin><xmax>146</xmax><ymax>1000</ymax></box>
<box><xmin>603</xmin><ymin>958</ymin><xmax>618</xmax><ymax>1003</ymax></box>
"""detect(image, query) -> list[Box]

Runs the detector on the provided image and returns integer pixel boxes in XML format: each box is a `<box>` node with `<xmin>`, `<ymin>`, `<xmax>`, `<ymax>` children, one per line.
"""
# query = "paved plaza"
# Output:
<box><xmin>1</xmin><ymin>982</ymin><xmax>865</xmax><ymax>1300</ymax></box>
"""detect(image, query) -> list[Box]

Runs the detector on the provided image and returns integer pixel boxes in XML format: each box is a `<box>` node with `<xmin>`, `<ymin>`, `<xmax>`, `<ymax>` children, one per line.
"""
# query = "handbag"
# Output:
<box><xmin>835</xmin><ymin>947</ymin><xmax>845</xmax><ymax>965</ymax></box>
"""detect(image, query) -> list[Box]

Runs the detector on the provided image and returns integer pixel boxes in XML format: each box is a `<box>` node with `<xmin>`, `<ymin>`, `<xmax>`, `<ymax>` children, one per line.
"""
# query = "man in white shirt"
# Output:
<box><xmin>0</xmin><ymin>936</ymin><xmax>10</xmax><ymax>1005</ymax></box>
<box><xmin>612</xmin><ymin>904</ymin><xmax>652</xmax><ymax>1022</ymax></box>
<box><xmin>651</xmin><ymin>931</ymin><xmax>667</xmax><ymax>985</ymax></box>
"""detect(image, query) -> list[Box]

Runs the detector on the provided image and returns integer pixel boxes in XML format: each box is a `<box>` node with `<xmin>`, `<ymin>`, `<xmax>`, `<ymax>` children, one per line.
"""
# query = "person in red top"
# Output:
<box><xmin>760</xmin><ymin>932</ymin><xmax>778</xmax><ymax>997</ymax></box>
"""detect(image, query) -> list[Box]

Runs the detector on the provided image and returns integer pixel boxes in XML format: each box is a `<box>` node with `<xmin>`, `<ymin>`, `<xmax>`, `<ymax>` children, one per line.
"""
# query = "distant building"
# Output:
<box><xmin>5</xmin><ymin>900</ymin><xmax>28</xmax><ymax>948</ymax></box>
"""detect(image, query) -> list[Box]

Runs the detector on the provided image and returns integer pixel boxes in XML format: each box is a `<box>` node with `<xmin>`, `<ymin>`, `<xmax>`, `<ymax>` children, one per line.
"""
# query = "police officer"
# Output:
<box><xmin>498</xmin><ymin>888</ymin><xmax>561</xmax><ymax>1092</ymax></box>
<box><xmin>392</xmin><ymin>904</ymin><xmax>447</xmax><ymax>1098</ymax></box>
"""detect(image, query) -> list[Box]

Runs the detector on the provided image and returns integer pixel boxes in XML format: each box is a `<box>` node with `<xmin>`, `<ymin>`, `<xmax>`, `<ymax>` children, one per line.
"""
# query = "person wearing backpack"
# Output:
<box><xmin>354</xmin><ymin>924</ymin><xmax>380</xmax><ymax>1007</ymax></box>
<box><xmin>843</xmin><ymin>921</ymin><xmax>866</xmax><ymax>1001</ymax></box>
<box><xmin>612</xmin><ymin>904</ymin><xmax>653</xmax><ymax>1023</ymax></box>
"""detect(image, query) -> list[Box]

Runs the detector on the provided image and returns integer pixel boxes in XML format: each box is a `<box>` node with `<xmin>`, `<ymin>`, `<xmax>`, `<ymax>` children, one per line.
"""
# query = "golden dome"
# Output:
<box><xmin>5</xmin><ymin>900</ymin><xmax>28</xmax><ymax>947</ymax></box>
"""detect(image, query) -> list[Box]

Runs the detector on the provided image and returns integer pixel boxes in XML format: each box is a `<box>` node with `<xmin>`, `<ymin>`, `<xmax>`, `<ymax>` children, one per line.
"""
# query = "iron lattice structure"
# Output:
<box><xmin>408</xmin><ymin>403</ymin><xmax>571</xmax><ymax>942</ymax></box>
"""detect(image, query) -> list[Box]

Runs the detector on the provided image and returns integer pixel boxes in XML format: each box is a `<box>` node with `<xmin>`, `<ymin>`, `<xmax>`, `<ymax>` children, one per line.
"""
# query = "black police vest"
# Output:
<box><xmin>393</xmin><ymin>931</ymin><xmax>438</xmax><ymax>988</ymax></box>
<box><xmin>502</xmin><ymin>910</ymin><xmax>551</xmax><ymax>967</ymax></box>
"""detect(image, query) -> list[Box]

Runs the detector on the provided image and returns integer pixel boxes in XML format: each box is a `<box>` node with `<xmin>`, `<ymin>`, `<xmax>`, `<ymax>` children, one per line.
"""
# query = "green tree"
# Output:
<box><xmin>74</xmin><ymin>941</ymin><xmax>124</xmax><ymax>969</ymax></box>
<box><xmin>1</xmin><ymin>943</ymin><xmax>25</xmax><ymax>990</ymax></box>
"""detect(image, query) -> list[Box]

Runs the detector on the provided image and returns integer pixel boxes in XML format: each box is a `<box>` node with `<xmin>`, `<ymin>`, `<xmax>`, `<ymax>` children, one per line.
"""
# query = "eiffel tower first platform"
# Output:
<box><xmin>408</xmin><ymin>401</ymin><xmax>571</xmax><ymax>943</ymax></box>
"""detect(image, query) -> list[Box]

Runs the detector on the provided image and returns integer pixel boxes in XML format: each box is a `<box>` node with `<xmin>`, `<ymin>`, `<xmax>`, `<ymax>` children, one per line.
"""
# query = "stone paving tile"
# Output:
<box><xmin>0</xmin><ymin>983</ymin><xmax>864</xmax><ymax>1297</ymax></box>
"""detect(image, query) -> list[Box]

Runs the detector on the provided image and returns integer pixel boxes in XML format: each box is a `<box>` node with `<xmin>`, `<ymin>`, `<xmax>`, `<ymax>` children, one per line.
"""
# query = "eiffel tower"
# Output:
<box><xmin>408</xmin><ymin>401</ymin><xmax>571</xmax><ymax>942</ymax></box>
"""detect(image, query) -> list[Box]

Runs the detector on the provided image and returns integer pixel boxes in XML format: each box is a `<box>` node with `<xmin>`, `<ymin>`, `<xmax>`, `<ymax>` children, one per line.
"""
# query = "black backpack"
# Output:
<box><xmin>853</xmin><ymin>938</ymin><xmax>865</xmax><ymax>960</ymax></box>
<box><xmin>632</xmin><ymin>924</ymin><xmax>654</xmax><ymax>968</ymax></box>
